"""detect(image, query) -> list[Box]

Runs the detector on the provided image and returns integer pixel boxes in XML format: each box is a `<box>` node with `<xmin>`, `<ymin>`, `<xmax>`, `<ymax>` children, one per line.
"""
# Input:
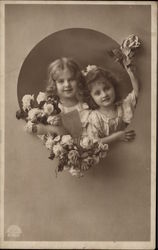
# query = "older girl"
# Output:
<box><xmin>27</xmin><ymin>57</ymin><xmax>89</xmax><ymax>136</ymax></box>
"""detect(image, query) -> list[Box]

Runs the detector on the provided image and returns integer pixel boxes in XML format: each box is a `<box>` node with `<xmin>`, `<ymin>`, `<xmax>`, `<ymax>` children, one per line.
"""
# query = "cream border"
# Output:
<box><xmin>0</xmin><ymin>1</ymin><xmax>157</xmax><ymax>249</ymax></box>
<box><xmin>0</xmin><ymin>0</ymin><xmax>5</xmax><ymax>246</ymax></box>
<box><xmin>0</xmin><ymin>1</ymin><xmax>155</xmax><ymax>5</ymax></box>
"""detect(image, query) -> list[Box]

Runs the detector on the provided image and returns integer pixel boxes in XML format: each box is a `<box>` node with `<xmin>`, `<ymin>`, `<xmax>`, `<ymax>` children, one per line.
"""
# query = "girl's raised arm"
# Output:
<box><xmin>124</xmin><ymin>61</ymin><xmax>139</xmax><ymax>98</ymax></box>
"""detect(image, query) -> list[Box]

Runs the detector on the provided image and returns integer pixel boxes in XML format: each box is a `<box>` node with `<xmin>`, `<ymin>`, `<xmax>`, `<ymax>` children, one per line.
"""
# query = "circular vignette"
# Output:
<box><xmin>17</xmin><ymin>28</ymin><xmax>131</xmax><ymax>108</ymax></box>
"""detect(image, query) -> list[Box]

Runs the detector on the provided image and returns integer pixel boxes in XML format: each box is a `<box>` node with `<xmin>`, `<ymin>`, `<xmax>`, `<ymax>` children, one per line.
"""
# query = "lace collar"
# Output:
<box><xmin>95</xmin><ymin>104</ymin><xmax>123</xmax><ymax>122</ymax></box>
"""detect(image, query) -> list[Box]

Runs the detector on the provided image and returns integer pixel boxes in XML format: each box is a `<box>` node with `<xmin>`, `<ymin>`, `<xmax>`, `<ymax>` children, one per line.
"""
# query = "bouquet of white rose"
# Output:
<box><xmin>109</xmin><ymin>34</ymin><xmax>141</xmax><ymax>67</ymax></box>
<box><xmin>16</xmin><ymin>92</ymin><xmax>108</xmax><ymax>178</ymax></box>
<box><xmin>16</xmin><ymin>92</ymin><xmax>61</xmax><ymax>133</ymax></box>
<box><xmin>41</xmin><ymin>134</ymin><xmax>108</xmax><ymax>177</ymax></box>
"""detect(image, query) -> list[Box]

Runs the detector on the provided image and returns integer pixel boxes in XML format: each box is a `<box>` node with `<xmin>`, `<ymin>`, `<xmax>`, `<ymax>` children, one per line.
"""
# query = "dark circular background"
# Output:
<box><xmin>17</xmin><ymin>28</ymin><xmax>131</xmax><ymax>108</ymax></box>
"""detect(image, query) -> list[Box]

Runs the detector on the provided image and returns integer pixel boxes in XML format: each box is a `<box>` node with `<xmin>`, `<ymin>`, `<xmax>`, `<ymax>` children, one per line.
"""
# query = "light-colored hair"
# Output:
<box><xmin>46</xmin><ymin>57</ymin><xmax>85</xmax><ymax>99</ymax></box>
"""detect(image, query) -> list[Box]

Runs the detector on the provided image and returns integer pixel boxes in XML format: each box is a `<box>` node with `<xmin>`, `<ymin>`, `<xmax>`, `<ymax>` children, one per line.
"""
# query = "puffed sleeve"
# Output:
<box><xmin>122</xmin><ymin>90</ymin><xmax>137</xmax><ymax>124</ymax></box>
<box><xmin>80</xmin><ymin>109</ymin><xmax>91</xmax><ymax>128</ymax></box>
<box><xmin>78</xmin><ymin>102</ymin><xmax>91</xmax><ymax>128</ymax></box>
<box><xmin>86</xmin><ymin>111</ymin><xmax>104</xmax><ymax>139</ymax></box>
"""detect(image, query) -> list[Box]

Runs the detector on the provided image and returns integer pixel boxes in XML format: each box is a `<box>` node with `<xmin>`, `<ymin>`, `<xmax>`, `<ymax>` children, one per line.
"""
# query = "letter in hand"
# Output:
<box><xmin>61</xmin><ymin>110</ymin><xmax>82</xmax><ymax>139</ymax></box>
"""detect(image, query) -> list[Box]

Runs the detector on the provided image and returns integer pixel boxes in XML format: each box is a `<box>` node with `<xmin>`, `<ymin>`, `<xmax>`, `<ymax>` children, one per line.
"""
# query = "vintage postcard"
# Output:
<box><xmin>0</xmin><ymin>1</ymin><xmax>157</xmax><ymax>249</ymax></box>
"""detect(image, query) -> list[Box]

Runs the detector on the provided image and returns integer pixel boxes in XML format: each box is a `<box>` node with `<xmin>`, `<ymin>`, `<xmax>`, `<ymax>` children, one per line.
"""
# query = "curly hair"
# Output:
<box><xmin>46</xmin><ymin>57</ymin><xmax>86</xmax><ymax>100</ymax></box>
<box><xmin>84</xmin><ymin>67</ymin><xmax>121</xmax><ymax>109</ymax></box>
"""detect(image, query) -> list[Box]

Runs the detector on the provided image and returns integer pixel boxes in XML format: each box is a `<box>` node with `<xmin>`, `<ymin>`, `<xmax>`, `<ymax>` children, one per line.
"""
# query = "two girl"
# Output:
<box><xmin>27</xmin><ymin>57</ymin><xmax>139</xmax><ymax>145</ymax></box>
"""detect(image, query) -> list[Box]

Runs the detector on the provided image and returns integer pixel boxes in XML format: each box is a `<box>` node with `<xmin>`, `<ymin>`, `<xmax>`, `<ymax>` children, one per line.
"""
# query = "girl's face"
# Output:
<box><xmin>90</xmin><ymin>80</ymin><xmax>115</xmax><ymax>109</ymax></box>
<box><xmin>55</xmin><ymin>68</ymin><xmax>78</xmax><ymax>101</ymax></box>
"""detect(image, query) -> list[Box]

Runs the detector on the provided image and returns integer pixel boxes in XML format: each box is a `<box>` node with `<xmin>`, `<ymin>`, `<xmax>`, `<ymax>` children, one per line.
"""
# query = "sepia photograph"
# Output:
<box><xmin>0</xmin><ymin>1</ymin><xmax>157</xmax><ymax>249</ymax></box>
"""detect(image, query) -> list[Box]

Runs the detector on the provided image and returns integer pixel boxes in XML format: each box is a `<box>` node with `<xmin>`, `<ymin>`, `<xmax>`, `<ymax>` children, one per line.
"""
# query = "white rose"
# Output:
<box><xmin>43</xmin><ymin>103</ymin><xmax>54</xmax><ymax>115</ymax></box>
<box><xmin>98</xmin><ymin>143</ymin><xmax>108</xmax><ymax>158</ymax></box>
<box><xmin>28</xmin><ymin>108</ymin><xmax>43</xmax><ymax>121</ymax></box>
<box><xmin>22</xmin><ymin>94</ymin><xmax>34</xmax><ymax>111</ymax></box>
<box><xmin>69</xmin><ymin>167</ymin><xmax>83</xmax><ymax>177</ymax></box>
<box><xmin>127</xmin><ymin>34</ymin><xmax>140</xmax><ymax>48</ymax></box>
<box><xmin>47</xmin><ymin>115</ymin><xmax>61</xmax><ymax>126</ymax></box>
<box><xmin>61</xmin><ymin>135</ymin><xmax>73</xmax><ymax>146</ymax></box>
<box><xmin>121</xmin><ymin>34</ymin><xmax>140</xmax><ymax>56</ymax></box>
<box><xmin>98</xmin><ymin>142</ymin><xmax>109</xmax><ymax>151</ymax></box>
<box><xmin>63</xmin><ymin>165</ymin><xmax>70</xmax><ymax>171</ymax></box>
<box><xmin>80</xmin><ymin>136</ymin><xmax>94</xmax><ymax>149</ymax></box>
<box><xmin>53</xmin><ymin>143</ymin><xmax>64</xmax><ymax>156</ymax></box>
<box><xmin>82</xmin><ymin>65</ymin><xmax>97</xmax><ymax>76</ymax></box>
<box><xmin>81</xmin><ymin>70</ymin><xmax>87</xmax><ymax>76</ymax></box>
<box><xmin>54</xmin><ymin>135</ymin><xmax>61</xmax><ymax>142</ymax></box>
<box><xmin>36</xmin><ymin>92</ymin><xmax>47</xmax><ymax>104</ymax></box>
<box><xmin>45</xmin><ymin>137</ymin><xmax>55</xmax><ymax>150</ymax></box>
<box><xmin>86</xmin><ymin>65</ymin><xmax>97</xmax><ymax>72</ymax></box>
<box><xmin>121</xmin><ymin>34</ymin><xmax>139</xmax><ymax>48</ymax></box>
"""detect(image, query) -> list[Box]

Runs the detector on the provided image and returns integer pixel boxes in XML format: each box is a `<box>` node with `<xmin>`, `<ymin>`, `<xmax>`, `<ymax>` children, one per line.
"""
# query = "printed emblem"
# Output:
<box><xmin>6</xmin><ymin>225</ymin><xmax>22</xmax><ymax>238</ymax></box>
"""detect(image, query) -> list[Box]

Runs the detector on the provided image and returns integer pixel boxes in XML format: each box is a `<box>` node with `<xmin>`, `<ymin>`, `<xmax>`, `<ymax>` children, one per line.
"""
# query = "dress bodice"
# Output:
<box><xmin>87</xmin><ymin>90</ymin><xmax>137</xmax><ymax>138</ymax></box>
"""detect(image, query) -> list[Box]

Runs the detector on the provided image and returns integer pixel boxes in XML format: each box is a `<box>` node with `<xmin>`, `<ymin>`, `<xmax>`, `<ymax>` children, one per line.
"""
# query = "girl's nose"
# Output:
<box><xmin>101</xmin><ymin>90</ymin><xmax>107</xmax><ymax>97</ymax></box>
<box><xmin>64</xmin><ymin>80</ymin><xmax>71</xmax><ymax>87</ymax></box>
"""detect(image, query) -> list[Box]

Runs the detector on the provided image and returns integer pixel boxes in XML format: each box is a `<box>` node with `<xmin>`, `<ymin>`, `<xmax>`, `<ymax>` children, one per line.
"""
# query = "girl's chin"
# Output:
<box><xmin>101</xmin><ymin>102</ymin><xmax>114</xmax><ymax>108</ymax></box>
<box><xmin>64</xmin><ymin>92</ymin><xmax>76</xmax><ymax>98</ymax></box>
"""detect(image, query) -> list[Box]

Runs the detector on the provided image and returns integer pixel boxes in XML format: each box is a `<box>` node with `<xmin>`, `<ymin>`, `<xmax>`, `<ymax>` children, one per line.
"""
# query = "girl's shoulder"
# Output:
<box><xmin>88</xmin><ymin>110</ymin><xmax>107</xmax><ymax>125</ymax></box>
<box><xmin>78</xmin><ymin>102</ymin><xmax>92</xmax><ymax>127</ymax></box>
<box><xmin>89</xmin><ymin>110</ymin><xmax>111</xmax><ymax>123</ymax></box>
<box><xmin>77</xmin><ymin>102</ymin><xmax>90</xmax><ymax>111</ymax></box>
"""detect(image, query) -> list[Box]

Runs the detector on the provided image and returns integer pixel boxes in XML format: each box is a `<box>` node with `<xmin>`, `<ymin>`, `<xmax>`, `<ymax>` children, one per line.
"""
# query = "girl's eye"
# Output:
<box><xmin>57</xmin><ymin>79</ymin><xmax>64</xmax><ymax>84</ymax></box>
<box><xmin>104</xmin><ymin>86</ymin><xmax>110</xmax><ymax>91</ymax></box>
<box><xmin>68</xmin><ymin>78</ymin><xmax>74</xmax><ymax>82</ymax></box>
<box><xmin>94</xmin><ymin>90</ymin><xmax>100</xmax><ymax>96</ymax></box>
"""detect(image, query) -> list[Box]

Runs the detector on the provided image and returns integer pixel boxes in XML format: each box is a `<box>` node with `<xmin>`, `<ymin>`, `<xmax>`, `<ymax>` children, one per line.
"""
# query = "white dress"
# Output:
<box><xmin>87</xmin><ymin>90</ymin><xmax>137</xmax><ymax>139</ymax></box>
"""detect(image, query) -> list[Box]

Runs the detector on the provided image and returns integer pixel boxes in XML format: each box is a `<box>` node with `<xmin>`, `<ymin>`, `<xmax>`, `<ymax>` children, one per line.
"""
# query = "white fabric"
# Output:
<box><xmin>87</xmin><ymin>90</ymin><xmax>137</xmax><ymax>138</ymax></box>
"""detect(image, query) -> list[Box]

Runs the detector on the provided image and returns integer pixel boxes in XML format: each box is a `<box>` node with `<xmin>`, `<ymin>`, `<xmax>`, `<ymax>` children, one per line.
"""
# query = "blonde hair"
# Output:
<box><xmin>46</xmin><ymin>57</ymin><xmax>85</xmax><ymax>99</ymax></box>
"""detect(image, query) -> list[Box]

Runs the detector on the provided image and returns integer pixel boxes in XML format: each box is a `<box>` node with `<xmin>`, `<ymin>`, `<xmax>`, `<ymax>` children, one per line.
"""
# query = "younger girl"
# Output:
<box><xmin>28</xmin><ymin>57</ymin><xmax>89</xmax><ymax>136</ymax></box>
<box><xmin>84</xmin><ymin>62</ymin><xmax>139</xmax><ymax>144</ymax></box>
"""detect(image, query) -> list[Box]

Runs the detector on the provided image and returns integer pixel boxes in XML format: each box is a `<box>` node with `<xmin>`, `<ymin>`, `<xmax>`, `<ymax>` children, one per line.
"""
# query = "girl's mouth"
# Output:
<box><xmin>102</xmin><ymin>97</ymin><xmax>110</xmax><ymax>102</ymax></box>
<box><xmin>64</xmin><ymin>89</ymin><xmax>73</xmax><ymax>92</ymax></box>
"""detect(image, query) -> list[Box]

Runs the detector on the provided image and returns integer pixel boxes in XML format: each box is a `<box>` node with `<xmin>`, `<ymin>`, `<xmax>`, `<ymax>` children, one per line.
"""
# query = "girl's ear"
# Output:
<box><xmin>46</xmin><ymin>80</ymin><xmax>57</xmax><ymax>96</ymax></box>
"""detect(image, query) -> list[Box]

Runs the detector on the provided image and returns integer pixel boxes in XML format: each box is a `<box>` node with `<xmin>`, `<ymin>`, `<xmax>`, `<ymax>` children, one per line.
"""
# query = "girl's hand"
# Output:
<box><xmin>99</xmin><ymin>130</ymin><xmax>136</xmax><ymax>144</ymax></box>
<box><xmin>47</xmin><ymin>115</ymin><xmax>62</xmax><ymax>126</ymax></box>
<box><xmin>52</xmin><ymin>125</ymin><xmax>68</xmax><ymax>136</ymax></box>
<box><xmin>123</xmin><ymin>58</ymin><xmax>136</xmax><ymax>75</ymax></box>
<box><xmin>25</xmin><ymin>123</ymin><xmax>68</xmax><ymax>135</ymax></box>
<box><xmin>117</xmin><ymin>130</ymin><xmax>136</xmax><ymax>142</ymax></box>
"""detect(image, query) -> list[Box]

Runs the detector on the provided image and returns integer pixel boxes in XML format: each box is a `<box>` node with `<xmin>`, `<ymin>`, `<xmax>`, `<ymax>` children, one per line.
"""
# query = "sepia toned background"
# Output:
<box><xmin>4</xmin><ymin>4</ymin><xmax>151</xmax><ymax>241</ymax></box>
